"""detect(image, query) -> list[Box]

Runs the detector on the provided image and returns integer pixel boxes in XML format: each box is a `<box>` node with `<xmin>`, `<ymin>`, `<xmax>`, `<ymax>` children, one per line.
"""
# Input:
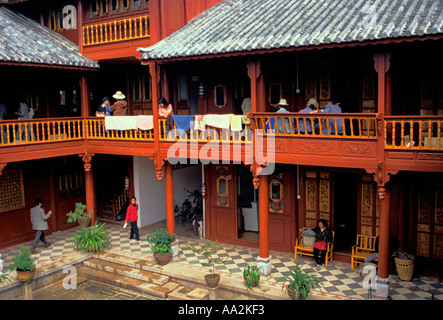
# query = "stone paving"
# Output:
<box><xmin>1</xmin><ymin>218</ymin><xmax>442</xmax><ymax>300</ymax></box>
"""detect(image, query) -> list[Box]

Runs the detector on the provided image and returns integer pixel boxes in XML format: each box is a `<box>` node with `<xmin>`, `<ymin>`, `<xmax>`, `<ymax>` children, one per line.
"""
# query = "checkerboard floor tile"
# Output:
<box><xmin>1</xmin><ymin>221</ymin><xmax>442</xmax><ymax>300</ymax></box>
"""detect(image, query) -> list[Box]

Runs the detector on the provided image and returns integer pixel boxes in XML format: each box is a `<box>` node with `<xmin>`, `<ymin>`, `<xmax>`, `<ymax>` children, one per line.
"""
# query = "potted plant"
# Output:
<box><xmin>66</xmin><ymin>202</ymin><xmax>92</xmax><ymax>228</ymax></box>
<box><xmin>277</xmin><ymin>262</ymin><xmax>322</xmax><ymax>300</ymax></box>
<box><xmin>243</xmin><ymin>259</ymin><xmax>262</xmax><ymax>292</ymax></box>
<box><xmin>185</xmin><ymin>240</ymin><xmax>226</xmax><ymax>288</ymax></box>
<box><xmin>73</xmin><ymin>222</ymin><xmax>111</xmax><ymax>254</ymax></box>
<box><xmin>7</xmin><ymin>246</ymin><xmax>36</xmax><ymax>283</ymax></box>
<box><xmin>147</xmin><ymin>228</ymin><xmax>176</xmax><ymax>265</ymax></box>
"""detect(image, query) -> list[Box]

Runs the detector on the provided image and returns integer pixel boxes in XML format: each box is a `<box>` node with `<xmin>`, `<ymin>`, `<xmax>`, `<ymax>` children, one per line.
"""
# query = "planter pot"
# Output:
<box><xmin>154</xmin><ymin>252</ymin><xmax>172</xmax><ymax>265</ymax></box>
<box><xmin>16</xmin><ymin>269</ymin><xmax>35</xmax><ymax>284</ymax></box>
<box><xmin>78</xmin><ymin>217</ymin><xmax>91</xmax><ymax>228</ymax></box>
<box><xmin>244</xmin><ymin>275</ymin><xmax>260</xmax><ymax>287</ymax></box>
<box><xmin>205</xmin><ymin>274</ymin><xmax>220</xmax><ymax>288</ymax></box>
<box><xmin>287</xmin><ymin>288</ymin><xmax>302</xmax><ymax>300</ymax></box>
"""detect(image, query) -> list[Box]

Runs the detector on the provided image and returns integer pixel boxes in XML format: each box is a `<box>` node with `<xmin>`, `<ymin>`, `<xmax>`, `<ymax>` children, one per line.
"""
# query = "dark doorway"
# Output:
<box><xmin>333</xmin><ymin>172</ymin><xmax>358</xmax><ymax>253</ymax></box>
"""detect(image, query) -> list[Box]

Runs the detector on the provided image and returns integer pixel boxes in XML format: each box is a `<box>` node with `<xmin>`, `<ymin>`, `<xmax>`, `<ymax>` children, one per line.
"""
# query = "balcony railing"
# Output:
<box><xmin>385</xmin><ymin>116</ymin><xmax>443</xmax><ymax>150</ymax></box>
<box><xmin>1</xmin><ymin>116</ymin><xmax>442</xmax><ymax>153</ymax></box>
<box><xmin>158</xmin><ymin>118</ymin><xmax>253</xmax><ymax>143</ymax></box>
<box><xmin>83</xmin><ymin>15</ymin><xmax>150</xmax><ymax>46</ymax></box>
<box><xmin>85</xmin><ymin>118</ymin><xmax>154</xmax><ymax>141</ymax></box>
<box><xmin>0</xmin><ymin>118</ymin><xmax>84</xmax><ymax>146</ymax></box>
<box><xmin>249</xmin><ymin>113</ymin><xmax>379</xmax><ymax>139</ymax></box>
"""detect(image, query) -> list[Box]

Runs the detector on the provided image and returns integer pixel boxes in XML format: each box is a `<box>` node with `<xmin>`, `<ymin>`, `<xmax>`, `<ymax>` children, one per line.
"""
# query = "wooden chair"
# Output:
<box><xmin>351</xmin><ymin>234</ymin><xmax>378</xmax><ymax>270</ymax></box>
<box><xmin>294</xmin><ymin>229</ymin><xmax>335</xmax><ymax>267</ymax></box>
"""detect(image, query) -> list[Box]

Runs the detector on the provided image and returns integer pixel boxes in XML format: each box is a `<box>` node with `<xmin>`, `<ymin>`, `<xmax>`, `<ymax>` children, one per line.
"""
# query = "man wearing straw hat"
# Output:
<box><xmin>111</xmin><ymin>91</ymin><xmax>127</xmax><ymax>116</ymax></box>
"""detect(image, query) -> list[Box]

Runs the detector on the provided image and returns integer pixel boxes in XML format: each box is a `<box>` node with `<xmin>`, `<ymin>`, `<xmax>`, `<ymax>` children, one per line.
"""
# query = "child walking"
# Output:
<box><xmin>125</xmin><ymin>197</ymin><xmax>140</xmax><ymax>242</ymax></box>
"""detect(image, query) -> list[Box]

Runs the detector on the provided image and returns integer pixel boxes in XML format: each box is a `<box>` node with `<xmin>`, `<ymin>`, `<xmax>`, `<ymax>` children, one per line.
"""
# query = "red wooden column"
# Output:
<box><xmin>259</xmin><ymin>173</ymin><xmax>269</xmax><ymax>258</ymax></box>
<box><xmin>165</xmin><ymin>161</ymin><xmax>175</xmax><ymax>236</ymax></box>
<box><xmin>80</xmin><ymin>153</ymin><xmax>96</xmax><ymax>226</ymax></box>
<box><xmin>374</xmin><ymin>51</ymin><xmax>392</xmax><ymax>298</ymax></box>
<box><xmin>377</xmin><ymin>186</ymin><xmax>391</xmax><ymax>279</ymax></box>
<box><xmin>257</xmin><ymin>172</ymin><xmax>272</xmax><ymax>277</ymax></box>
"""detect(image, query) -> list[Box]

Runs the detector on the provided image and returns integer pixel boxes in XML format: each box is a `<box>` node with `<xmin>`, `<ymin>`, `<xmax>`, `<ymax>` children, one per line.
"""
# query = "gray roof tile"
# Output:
<box><xmin>0</xmin><ymin>6</ymin><xmax>99</xmax><ymax>69</ymax></box>
<box><xmin>138</xmin><ymin>0</ymin><xmax>443</xmax><ymax>61</ymax></box>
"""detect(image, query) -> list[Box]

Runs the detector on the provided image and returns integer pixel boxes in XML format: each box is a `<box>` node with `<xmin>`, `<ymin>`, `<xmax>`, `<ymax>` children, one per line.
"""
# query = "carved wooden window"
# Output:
<box><xmin>111</xmin><ymin>0</ymin><xmax>119</xmax><ymax>12</ymax></box>
<box><xmin>101</xmin><ymin>0</ymin><xmax>109</xmax><ymax>15</ymax></box>
<box><xmin>90</xmin><ymin>1</ymin><xmax>99</xmax><ymax>16</ymax></box>
<box><xmin>417</xmin><ymin>184</ymin><xmax>443</xmax><ymax>259</ymax></box>
<box><xmin>269</xmin><ymin>83</ymin><xmax>281</xmax><ymax>108</ymax></box>
<box><xmin>133</xmin><ymin>73</ymin><xmax>152</xmax><ymax>102</ymax></box>
<box><xmin>214</xmin><ymin>85</ymin><xmax>227</xmax><ymax>108</ymax></box>
<box><xmin>178</xmin><ymin>74</ymin><xmax>188</xmax><ymax>102</ymax></box>
<box><xmin>360</xmin><ymin>175</ymin><xmax>380</xmax><ymax>237</ymax></box>
<box><xmin>305</xmin><ymin>171</ymin><xmax>331</xmax><ymax>229</ymax></box>
<box><xmin>0</xmin><ymin>170</ymin><xmax>25</xmax><ymax>213</ymax></box>
<box><xmin>58</xmin><ymin>172</ymin><xmax>85</xmax><ymax>199</ymax></box>
<box><xmin>269</xmin><ymin>174</ymin><xmax>283</xmax><ymax>213</ymax></box>
<box><xmin>216</xmin><ymin>166</ymin><xmax>229</xmax><ymax>207</ymax></box>
<box><xmin>305</xmin><ymin>60</ymin><xmax>331</xmax><ymax>110</ymax></box>
<box><xmin>121</xmin><ymin>0</ymin><xmax>129</xmax><ymax>11</ymax></box>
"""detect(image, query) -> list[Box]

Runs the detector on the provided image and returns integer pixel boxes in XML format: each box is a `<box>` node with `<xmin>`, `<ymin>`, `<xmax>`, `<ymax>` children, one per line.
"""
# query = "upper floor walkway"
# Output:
<box><xmin>1</xmin><ymin>113</ymin><xmax>442</xmax><ymax>174</ymax></box>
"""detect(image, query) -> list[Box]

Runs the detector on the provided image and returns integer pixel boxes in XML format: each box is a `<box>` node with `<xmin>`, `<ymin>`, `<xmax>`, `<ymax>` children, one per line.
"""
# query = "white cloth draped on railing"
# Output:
<box><xmin>193</xmin><ymin>114</ymin><xmax>244</xmax><ymax>131</ymax></box>
<box><xmin>104</xmin><ymin>115</ymin><xmax>154</xmax><ymax>131</ymax></box>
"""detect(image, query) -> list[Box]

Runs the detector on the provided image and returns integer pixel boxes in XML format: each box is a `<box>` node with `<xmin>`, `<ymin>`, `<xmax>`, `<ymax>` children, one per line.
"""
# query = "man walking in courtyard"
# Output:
<box><xmin>30</xmin><ymin>198</ymin><xmax>52</xmax><ymax>254</ymax></box>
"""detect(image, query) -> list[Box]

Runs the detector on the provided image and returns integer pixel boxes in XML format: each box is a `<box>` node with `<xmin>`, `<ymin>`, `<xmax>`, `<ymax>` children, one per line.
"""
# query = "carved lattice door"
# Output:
<box><xmin>417</xmin><ymin>184</ymin><xmax>443</xmax><ymax>259</ymax></box>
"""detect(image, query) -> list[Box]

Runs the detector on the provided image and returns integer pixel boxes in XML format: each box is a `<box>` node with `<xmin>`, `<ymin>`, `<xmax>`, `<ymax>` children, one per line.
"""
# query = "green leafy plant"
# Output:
<box><xmin>147</xmin><ymin>228</ymin><xmax>176</xmax><ymax>254</ymax></box>
<box><xmin>8</xmin><ymin>246</ymin><xmax>36</xmax><ymax>272</ymax></box>
<box><xmin>243</xmin><ymin>259</ymin><xmax>263</xmax><ymax>292</ymax></box>
<box><xmin>73</xmin><ymin>223</ymin><xmax>111</xmax><ymax>253</ymax></box>
<box><xmin>66</xmin><ymin>202</ymin><xmax>91</xmax><ymax>223</ymax></box>
<box><xmin>185</xmin><ymin>240</ymin><xmax>226</xmax><ymax>278</ymax></box>
<box><xmin>276</xmin><ymin>262</ymin><xmax>322</xmax><ymax>300</ymax></box>
<box><xmin>0</xmin><ymin>272</ymin><xmax>11</xmax><ymax>284</ymax></box>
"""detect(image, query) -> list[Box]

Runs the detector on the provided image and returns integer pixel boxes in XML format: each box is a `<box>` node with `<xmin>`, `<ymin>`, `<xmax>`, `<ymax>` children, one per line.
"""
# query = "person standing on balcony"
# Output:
<box><xmin>30</xmin><ymin>198</ymin><xmax>52</xmax><ymax>254</ymax></box>
<box><xmin>97</xmin><ymin>97</ymin><xmax>112</xmax><ymax>116</ymax></box>
<box><xmin>319</xmin><ymin>99</ymin><xmax>343</xmax><ymax>135</ymax></box>
<box><xmin>111</xmin><ymin>91</ymin><xmax>127</xmax><ymax>116</ymax></box>
<box><xmin>158</xmin><ymin>97</ymin><xmax>174</xmax><ymax>132</ymax></box>
<box><xmin>298</xmin><ymin>98</ymin><xmax>319</xmax><ymax>134</ymax></box>
<box><xmin>276</xmin><ymin>99</ymin><xmax>292</xmax><ymax>134</ymax></box>
<box><xmin>125</xmin><ymin>197</ymin><xmax>140</xmax><ymax>242</ymax></box>
<box><xmin>15</xmin><ymin>99</ymin><xmax>34</xmax><ymax>142</ymax></box>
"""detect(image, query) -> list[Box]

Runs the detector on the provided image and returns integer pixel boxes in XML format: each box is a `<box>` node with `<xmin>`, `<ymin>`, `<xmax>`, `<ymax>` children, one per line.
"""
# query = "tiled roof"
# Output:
<box><xmin>0</xmin><ymin>6</ymin><xmax>99</xmax><ymax>69</ymax></box>
<box><xmin>139</xmin><ymin>0</ymin><xmax>443</xmax><ymax>61</ymax></box>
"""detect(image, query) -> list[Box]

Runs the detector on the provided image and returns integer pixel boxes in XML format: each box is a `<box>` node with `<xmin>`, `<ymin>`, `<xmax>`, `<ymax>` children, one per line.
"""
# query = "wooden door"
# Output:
<box><xmin>207</xmin><ymin>165</ymin><xmax>237</xmax><ymax>241</ymax></box>
<box><xmin>416</xmin><ymin>182</ymin><xmax>443</xmax><ymax>259</ymax></box>
<box><xmin>304</xmin><ymin>170</ymin><xmax>332</xmax><ymax>229</ymax></box>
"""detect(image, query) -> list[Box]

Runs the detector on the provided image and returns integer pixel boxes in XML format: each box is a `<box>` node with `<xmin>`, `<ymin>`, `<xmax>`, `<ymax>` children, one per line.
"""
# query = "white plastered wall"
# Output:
<box><xmin>133</xmin><ymin>157</ymin><xmax>202</xmax><ymax>228</ymax></box>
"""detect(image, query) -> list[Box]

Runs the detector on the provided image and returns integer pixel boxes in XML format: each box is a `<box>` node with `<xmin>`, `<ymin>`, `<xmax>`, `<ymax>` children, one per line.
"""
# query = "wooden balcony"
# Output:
<box><xmin>82</xmin><ymin>14</ymin><xmax>150</xmax><ymax>61</ymax></box>
<box><xmin>384</xmin><ymin>116</ymin><xmax>443</xmax><ymax>172</ymax></box>
<box><xmin>84</xmin><ymin>117</ymin><xmax>155</xmax><ymax>157</ymax></box>
<box><xmin>248</xmin><ymin>112</ymin><xmax>381</xmax><ymax>171</ymax></box>
<box><xmin>1</xmin><ymin>115</ymin><xmax>442</xmax><ymax>173</ymax></box>
<box><xmin>83</xmin><ymin>15</ymin><xmax>150</xmax><ymax>46</ymax></box>
<box><xmin>0</xmin><ymin>118</ymin><xmax>86</xmax><ymax>163</ymax></box>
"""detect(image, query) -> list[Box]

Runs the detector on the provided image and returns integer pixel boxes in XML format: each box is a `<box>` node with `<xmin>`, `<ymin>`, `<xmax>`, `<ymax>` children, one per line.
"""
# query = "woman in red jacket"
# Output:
<box><xmin>125</xmin><ymin>197</ymin><xmax>139</xmax><ymax>242</ymax></box>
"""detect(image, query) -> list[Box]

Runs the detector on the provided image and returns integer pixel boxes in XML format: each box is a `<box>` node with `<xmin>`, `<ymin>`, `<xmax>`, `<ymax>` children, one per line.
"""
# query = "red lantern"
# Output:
<box><xmin>125</xmin><ymin>176</ymin><xmax>130</xmax><ymax>190</ymax></box>
<box><xmin>201</xmin><ymin>183</ymin><xmax>206</xmax><ymax>199</ymax></box>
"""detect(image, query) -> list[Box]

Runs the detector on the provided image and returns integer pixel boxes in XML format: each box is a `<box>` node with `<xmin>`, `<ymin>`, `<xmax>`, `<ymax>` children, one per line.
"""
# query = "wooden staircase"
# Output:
<box><xmin>98</xmin><ymin>189</ymin><xmax>129</xmax><ymax>221</ymax></box>
<box><xmin>77</xmin><ymin>250</ymin><xmax>209</xmax><ymax>300</ymax></box>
